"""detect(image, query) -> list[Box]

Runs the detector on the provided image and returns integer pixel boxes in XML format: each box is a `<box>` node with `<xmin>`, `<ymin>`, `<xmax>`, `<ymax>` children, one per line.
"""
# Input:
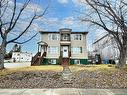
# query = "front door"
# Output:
<box><xmin>63</xmin><ymin>46</ymin><xmax>68</xmax><ymax>58</ymax></box>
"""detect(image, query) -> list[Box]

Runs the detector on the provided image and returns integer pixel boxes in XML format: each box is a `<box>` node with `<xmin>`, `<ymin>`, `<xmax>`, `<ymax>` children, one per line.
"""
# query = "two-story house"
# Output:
<box><xmin>31</xmin><ymin>28</ymin><xmax>88</xmax><ymax>65</ymax></box>
<box><xmin>93</xmin><ymin>34</ymin><xmax>120</xmax><ymax>64</ymax></box>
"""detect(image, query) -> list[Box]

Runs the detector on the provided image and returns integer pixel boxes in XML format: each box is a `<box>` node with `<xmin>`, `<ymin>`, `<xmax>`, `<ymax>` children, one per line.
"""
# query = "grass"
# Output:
<box><xmin>69</xmin><ymin>64</ymin><xmax>117</xmax><ymax>73</ymax></box>
<box><xmin>0</xmin><ymin>65</ymin><xmax>63</xmax><ymax>76</ymax></box>
<box><xmin>0</xmin><ymin>64</ymin><xmax>122</xmax><ymax>76</ymax></box>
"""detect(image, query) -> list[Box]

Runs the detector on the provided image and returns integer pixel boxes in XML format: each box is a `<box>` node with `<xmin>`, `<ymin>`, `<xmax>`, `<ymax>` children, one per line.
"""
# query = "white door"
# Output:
<box><xmin>63</xmin><ymin>46</ymin><xmax>68</xmax><ymax>57</ymax></box>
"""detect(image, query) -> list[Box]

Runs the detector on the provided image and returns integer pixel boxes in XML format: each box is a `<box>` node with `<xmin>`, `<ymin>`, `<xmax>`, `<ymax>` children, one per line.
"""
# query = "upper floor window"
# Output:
<box><xmin>48</xmin><ymin>34</ymin><xmax>59</xmax><ymax>40</ymax></box>
<box><xmin>61</xmin><ymin>34</ymin><xmax>70</xmax><ymax>41</ymax></box>
<box><xmin>71</xmin><ymin>34</ymin><xmax>82</xmax><ymax>40</ymax></box>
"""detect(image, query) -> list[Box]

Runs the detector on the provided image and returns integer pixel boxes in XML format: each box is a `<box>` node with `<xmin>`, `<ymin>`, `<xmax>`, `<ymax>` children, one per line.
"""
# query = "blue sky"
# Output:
<box><xmin>5</xmin><ymin>0</ymin><xmax>98</xmax><ymax>54</ymax></box>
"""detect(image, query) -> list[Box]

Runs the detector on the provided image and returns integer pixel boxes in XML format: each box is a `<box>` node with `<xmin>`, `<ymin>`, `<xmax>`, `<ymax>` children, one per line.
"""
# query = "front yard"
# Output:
<box><xmin>0</xmin><ymin>64</ymin><xmax>127</xmax><ymax>88</ymax></box>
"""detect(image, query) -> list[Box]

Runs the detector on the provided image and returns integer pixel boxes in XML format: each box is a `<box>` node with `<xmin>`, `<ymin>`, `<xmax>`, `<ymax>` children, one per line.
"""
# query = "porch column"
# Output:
<box><xmin>38</xmin><ymin>44</ymin><xmax>40</xmax><ymax>53</ymax></box>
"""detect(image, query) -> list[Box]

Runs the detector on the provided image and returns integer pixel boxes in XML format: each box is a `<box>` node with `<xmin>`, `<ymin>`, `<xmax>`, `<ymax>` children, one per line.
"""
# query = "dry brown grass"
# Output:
<box><xmin>69</xmin><ymin>64</ymin><xmax>117</xmax><ymax>73</ymax></box>
<box><xmin>0</xmin><ymin>64</ymin><xmax>121</xmax><ymax>76</ymax></box>
<box><xmin>0</xmin><ymin>65</ymin><xmax>63</xmax><ymax>76</ymax></box>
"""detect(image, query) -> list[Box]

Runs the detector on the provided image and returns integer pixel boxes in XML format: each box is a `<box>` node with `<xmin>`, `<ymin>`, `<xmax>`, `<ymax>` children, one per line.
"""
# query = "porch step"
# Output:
<box><xmin>31</xmin><ymin>52</ymin><xmax>46</xmax><ymax>66</ymax></box>
<box><xmin>61</xmin><ymin>58</ymin><xmax>69</xmax><ymax>66</ymax></box>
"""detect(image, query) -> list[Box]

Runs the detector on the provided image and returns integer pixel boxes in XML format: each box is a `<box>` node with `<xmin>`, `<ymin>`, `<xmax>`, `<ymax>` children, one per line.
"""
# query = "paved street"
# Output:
<box><xmin>0</xmin><ymin>88</ymin><xmax>127</xmax><ymax>95</ymax></box>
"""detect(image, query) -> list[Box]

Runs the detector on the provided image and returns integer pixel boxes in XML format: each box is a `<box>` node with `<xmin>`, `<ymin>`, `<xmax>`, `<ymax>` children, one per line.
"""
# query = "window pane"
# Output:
<box><xmin>71</xmin><ymin>47</ymin><xmax>82</xmax><ymax>54</ymax></box>
<box><xmin>48</xmin><ymin>46</ymin><xmax>58</xmax><ymax>54</ymax></box>
<box><xmin>74</xmin><ymin>34</ymin><xmax>82</xmax><ymax>40</ymax></box>
<box><xmin>74</xmin><ymin>59</ymin><xmax>80</xmax><ymax>64</ymax></box>
<box><xmin>48</xmin><ymin>34</ymin><xmax>59</xmax><ymax>40</ymax></box>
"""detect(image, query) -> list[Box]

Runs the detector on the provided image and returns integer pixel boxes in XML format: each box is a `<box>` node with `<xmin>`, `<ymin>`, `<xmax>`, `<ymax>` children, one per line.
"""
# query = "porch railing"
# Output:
<box><xmin>31</xmin><ymin>52</ymin><xmax>46</xmax><ymax>66</ymax></box>
<box><xmin>31</xmin><ymin>52</ymin><xmax>41</xmax><ymax>65</ymax></box>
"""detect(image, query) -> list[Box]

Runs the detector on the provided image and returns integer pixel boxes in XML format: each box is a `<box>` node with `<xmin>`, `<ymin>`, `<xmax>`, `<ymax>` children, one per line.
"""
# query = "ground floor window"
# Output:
<box><xmin>49</xmin><ymin>59</ymin><xmax>56</xmax><ymax>64</ymax></box>
<box><xmin>71</xmin><ymin>47</ymin><xmax>82</xmax><ymax>54</ymax></box>
<box><xmin>74</xmin><ymin>59</ymin><xmax>80</xmax><ymax>64</ymax></box>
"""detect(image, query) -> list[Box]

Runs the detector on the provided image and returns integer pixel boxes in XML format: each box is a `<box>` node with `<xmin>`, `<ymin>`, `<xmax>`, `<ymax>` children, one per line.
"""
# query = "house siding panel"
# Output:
<box><xmin>39</xmin><ymin>29</ymin><xmax>88</xmax><ymax>65</ymax></box>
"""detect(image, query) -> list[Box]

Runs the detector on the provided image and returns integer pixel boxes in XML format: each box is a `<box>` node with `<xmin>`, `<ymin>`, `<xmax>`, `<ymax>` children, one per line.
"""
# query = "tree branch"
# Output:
<box><xmin>7</xmin><ymin>0</ymin><xmax>31</xmax><ymax>33</ymax></box>
<box><xmin>12</xmin><ymin>33</ymin><xmax>38</xmax><ymax>44</ymax></box>
<box><xmin>7</xmin><ymin>15</ymin><xmax>36</xmax><ymax>44</ymax></box>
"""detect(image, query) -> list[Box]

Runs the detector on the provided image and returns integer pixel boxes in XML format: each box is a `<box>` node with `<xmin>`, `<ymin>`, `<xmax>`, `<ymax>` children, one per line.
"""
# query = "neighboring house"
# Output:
<box><xmin>12</xmin><ymin>52</ymin><xmax>33</xmax><ymax>62</ymax></box>
<box><xmin>92</xmin><ymin>34</ymin><xmax>120</xmax><ymax>64</ymax></box>
<box><xmin>32</xmin><ymin>28</ymin><xmax>88</xmax><ymax>65</ymax></box>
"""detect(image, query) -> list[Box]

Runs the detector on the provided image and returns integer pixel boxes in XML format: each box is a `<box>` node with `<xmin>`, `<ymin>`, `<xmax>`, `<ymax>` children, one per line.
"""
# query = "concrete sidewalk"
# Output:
<box><xmin>0</xmin><ymin>88</ymin><xmax>127</xmax><ymax>95</ymax></box>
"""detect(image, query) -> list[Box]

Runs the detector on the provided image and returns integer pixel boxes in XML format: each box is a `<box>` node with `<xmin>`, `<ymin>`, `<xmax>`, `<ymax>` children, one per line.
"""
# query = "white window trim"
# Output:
<box><xmin>71</xmin><ymin>34</ymin><xmax>82</xmax><ymax>40</ymax></box>
<box><xmin>49</xmin><ymin>59</ymin><xmax>56</xmax><ymax>64</ymax></box>
<box><xmin>48</xmin><ymin>46</ymin><xmax>59</xmax><ymax>54</ymax></box>
<box><xmin>71</xmin><ymin>47</ymin><xmax>82</xmax><ymax>54</ymax></box>
<box><xmin>74</xmin><ymin>59</ymin><xmax>80</xmax><ymax>64</ymax></box>
<box><xmin>48</xmin><ymin>34</ymin><xmax>60</xmax><ymax>40</ymax></box>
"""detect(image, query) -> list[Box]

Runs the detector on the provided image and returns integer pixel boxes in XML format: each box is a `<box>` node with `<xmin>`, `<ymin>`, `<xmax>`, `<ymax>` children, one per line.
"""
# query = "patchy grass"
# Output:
<box><xmin>121</xmin><ymin>65</ymin><xmax>127</xmax><ymax>71</ymax></box>
<box><xmin>0</xmin><ymin>64</ymin><xmax>127</xmax><ymax>88</ymax></box>
<box><xmin>0</xmin><ymin>64</ymin><xmax>123</xmax><ymax>76</ymax></box>
<box><xmin>69</xmin><ymin>64</ymin><xmax>117</xmax><ymax>73</ymax></box>
<box><xmin>0</xmin><ymin>65</ymin><xmax>63</xmax><ymax>76</ymax></box>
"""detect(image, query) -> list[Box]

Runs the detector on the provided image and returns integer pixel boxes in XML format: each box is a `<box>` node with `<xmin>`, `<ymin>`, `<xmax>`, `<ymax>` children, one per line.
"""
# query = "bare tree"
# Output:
<box><xmin>0</xmin><ymin>0</ymin><xmax>49</xmax><ymax>69</ymax></box>
<box><xmin>79</xmin><ymin>0</ymin><xmax>127</xmax><ymax>68</ymax></box>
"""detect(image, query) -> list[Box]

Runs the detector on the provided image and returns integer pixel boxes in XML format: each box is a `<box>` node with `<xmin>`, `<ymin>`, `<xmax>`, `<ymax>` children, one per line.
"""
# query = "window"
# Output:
<box><xmin>74</xmin><ymin>59</ymin><xmax>80</xmax><ymax>64</ymax></box>
<box><xmin>71</xmin><ymin>47</ymin><xmax>82</xmax><ymax>54</ymax></box>
<box><xmin>71</xmin><ymin>34</ymin><xmax>82</xmax><ymax>40</ymax></box>
<box><xmin>48</xmin><ymin>46</ymin><xmax>59</xmax><ymax>54</ymax></box>
<box><xmin>48</xmin><ymin>34</ymin><xmax>59</xmax><ymax>40</ymax></box>
<box><xmin>61</xmin><ymin>34</ymin><xmax>70</xmax><ymax>41</ymax></box>
<box><xmin>49</xmin><ymin>59</ymin><xmax>56</xmax><ymax>64</ymax></box>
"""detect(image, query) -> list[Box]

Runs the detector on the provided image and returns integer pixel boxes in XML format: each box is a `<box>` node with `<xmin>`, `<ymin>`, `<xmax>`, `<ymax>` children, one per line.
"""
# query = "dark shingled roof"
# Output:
<box><xmin>39</xmin><ymin>31</ymin><xmax>88</xmax><ymax>34</ymax></box>
<box><xmin>39</xmin><ymin>28</ymin><xmax>88</xmax><ymax>34</ymax></box>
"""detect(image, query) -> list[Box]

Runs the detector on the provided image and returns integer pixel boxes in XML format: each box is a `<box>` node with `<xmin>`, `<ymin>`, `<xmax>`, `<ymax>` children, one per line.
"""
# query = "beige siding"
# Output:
<box><xmin>41</xmin><ymin>33</ymin><xmax>88</xmax><ymax>59</ymax></box>
<box><xmin>71</xmin><ymin>34</ymin><xmax>88</xmax><ymax>59</ymax></box>
<box><xmin>41</xmin><ymin>33</ymin><xmax>60</xmax><ymax>58</ymax></box>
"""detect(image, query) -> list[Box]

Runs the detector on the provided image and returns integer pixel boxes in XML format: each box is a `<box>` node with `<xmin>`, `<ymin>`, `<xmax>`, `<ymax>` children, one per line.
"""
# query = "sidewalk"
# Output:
<box><xmin>0</xmin><ymin>88</ymin><xmax>127</xmax><ymax>95</ymax></box>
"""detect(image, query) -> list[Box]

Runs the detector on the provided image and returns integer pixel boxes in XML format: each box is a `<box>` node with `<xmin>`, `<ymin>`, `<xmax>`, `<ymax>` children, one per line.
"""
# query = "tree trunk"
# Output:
<box><xmin>118</xmin><ymin>48</ymin><xmax>127</xmax><ymax>68</ymax></box>
<box><xmin>0</xmin><ymin>40</ymin><xmax>6</xmax><ymax>69</ymax></box>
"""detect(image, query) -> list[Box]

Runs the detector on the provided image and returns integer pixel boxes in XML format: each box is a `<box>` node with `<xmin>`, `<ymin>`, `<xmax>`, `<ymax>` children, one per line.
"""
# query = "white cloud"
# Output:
<box><xmin>40</xmin><ymin>16</ymin><xmax>86</xmax><ymax>31</ymax></box>
<box><xmin>72</xmin><ymin>0</ymin><xmax>86</xmax><ymax>6</ymax></box>
<box><xmin>57</xmin><ymin>0</ymin><xmax>69</xmax><ymax>4</ymax></box>
<box><xmin>25</xmin><ymin>3</ymin><xmax>42</xmax><ymax>13</ymax></box>
<box><xmin>60</xmin><ymin>16</ymin><xmax>86</xmax><ymax>30</ymax></box>
<box><xmin>62</xmin><ymin>17</ymin><xmax>74</xmax><ymax>25</ymax></box>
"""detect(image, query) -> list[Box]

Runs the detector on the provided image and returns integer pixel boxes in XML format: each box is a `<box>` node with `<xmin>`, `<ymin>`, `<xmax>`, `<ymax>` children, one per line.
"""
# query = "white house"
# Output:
<box><xmin>93</xmin><ymin>34</ymin><xmax>120</xmax><ymax>64</ymax></box>
<box><xmin>12</xmin><ymin>52</ymin><xmax>33</xmax><ymax>62</ymax></box>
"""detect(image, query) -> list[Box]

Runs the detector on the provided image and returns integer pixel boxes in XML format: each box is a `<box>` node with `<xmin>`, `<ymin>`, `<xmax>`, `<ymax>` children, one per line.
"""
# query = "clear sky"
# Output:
<box><xmin>5</xmin><ymin>0</ymin><xmax>99</xmax><ymax>54</ymax></box>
